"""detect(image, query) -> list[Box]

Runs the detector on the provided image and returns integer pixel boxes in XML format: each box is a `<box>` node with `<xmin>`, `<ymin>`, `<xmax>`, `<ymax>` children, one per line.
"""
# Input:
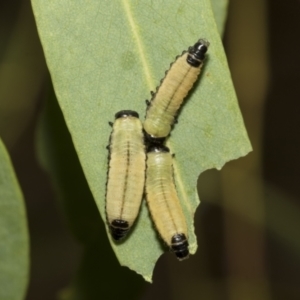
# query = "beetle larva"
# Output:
<box><xmin>106</xmin><ymin>110</ymin><xmax>146</xmax><ymax>241</ymax></box>
<box><xmin>144</xmin><ymin>39</ymin><xmax>209</xmax><ymax>143</ymax></box>
<box><xmin>145</xmin><ymin>145</ymin><xmax>189</xmax><ymax>260</ymax></box>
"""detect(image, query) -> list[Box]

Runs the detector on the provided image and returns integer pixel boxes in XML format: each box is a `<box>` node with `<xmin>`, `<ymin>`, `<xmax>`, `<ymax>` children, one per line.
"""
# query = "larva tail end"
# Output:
<box><xmin>171</xmin><ymin>233</ymin><xmax>189</xmax><ymax>261</ymax></box>
<box><xmin>110</xmin><ymin>219</ymin><xmax>130</xmax><ymax>241</ymax></box>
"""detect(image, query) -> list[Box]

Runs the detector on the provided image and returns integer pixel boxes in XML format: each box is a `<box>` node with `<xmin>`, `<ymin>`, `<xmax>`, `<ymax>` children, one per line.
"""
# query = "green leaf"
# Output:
<box><xmin>0</xmin><ymin>139</ymin><xmax>29</xmax><ymax>300</ymax></box>
<box><xmin>32</xmin><ymin>0</ymin><xmax>251</xmax><ymax>281</ymax></box>
<box><xmin>210</xmin><ymin>0</ymin><xmax>229</xmax><ymax>35</ymax></box>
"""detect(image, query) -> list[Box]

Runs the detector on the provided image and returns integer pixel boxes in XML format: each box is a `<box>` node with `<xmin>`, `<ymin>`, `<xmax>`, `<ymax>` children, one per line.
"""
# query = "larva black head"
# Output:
<box><xmin>187</xmin><ymin>39</ymin><xmax>210</xmax><ymax>67</ymax></box>
<box><xmin>147</xmin><ymin>144</ymin><xmax>170</xmax><ymax>154</ymax></box>
<box><xmin>144</xmin><ymin>131</ymin><xmax>166</xmax><ymax>146</ymax></box>
<box><xmin>110</xmin><ymin>219</ymin><xmax>130</xmax><ymax>241</ymax></box>
<box><xmin>171</xmin><ymin>233</ymin><xmax>189</xmax><ymax>260</ymax></box>
<box><xmin>115</xmin><ymin>110</ymin><xmax>139</xmax><ymax>119</ymax></box>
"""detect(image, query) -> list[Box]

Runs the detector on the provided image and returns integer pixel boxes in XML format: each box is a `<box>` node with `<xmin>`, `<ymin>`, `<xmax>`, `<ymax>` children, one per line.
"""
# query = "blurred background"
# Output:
<box><xmin>1</xmin><ymin>0</ymin><xmax>300</xmax><ymax>299</ymax></box>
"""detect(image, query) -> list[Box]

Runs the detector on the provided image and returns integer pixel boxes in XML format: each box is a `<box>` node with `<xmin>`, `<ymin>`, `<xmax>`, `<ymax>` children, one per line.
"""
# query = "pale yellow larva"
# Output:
<box><xmin>144</xmin><ymin>39</ymin><xmax>209</xmax><ymax>143</ymax></box>
<box><xmin>145</xmin><ymin>145</ymin><xmax>189</xmax><ymax>260</ymax></box>
<box><xmin>106</xmin><ymin>110</ymin><xmax>146</xmax><ymax>241</ymax></box>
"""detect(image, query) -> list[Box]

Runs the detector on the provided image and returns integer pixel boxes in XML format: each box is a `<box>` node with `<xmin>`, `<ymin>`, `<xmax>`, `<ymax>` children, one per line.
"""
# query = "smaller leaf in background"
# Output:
<box><xmin>0</xmin><ymin>139</ymin><xmax>29</xmax><ymax>300</ymax></box>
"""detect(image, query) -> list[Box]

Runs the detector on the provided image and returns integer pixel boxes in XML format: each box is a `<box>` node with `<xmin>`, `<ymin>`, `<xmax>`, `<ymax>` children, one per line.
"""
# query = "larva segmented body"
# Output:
<box><xmin>144</xmin><ymin>39</ymin><xmax>209</xmax><ymax>143</ymax></box>
<box><xmin>145</xmin><ymin>145</ymin><xmax>189</xmax><ymax>260</ymax></box>
<box><xmin>106</xmin><ymin>110</ymin><xmax>146</xmax><ymax>241</ymax></box>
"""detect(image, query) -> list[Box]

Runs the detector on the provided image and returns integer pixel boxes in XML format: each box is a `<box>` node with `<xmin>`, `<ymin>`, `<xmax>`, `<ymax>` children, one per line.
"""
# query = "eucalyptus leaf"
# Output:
<box><xmin>32</xmin><ymin>0</ymin><xmax>251</xmax><ymax>281</ymax></box>
<box><xmin>210</xmin><ymin>0</ymin><xmax>229</xmax><ymax>35</ymax></box>
<box><xmin>0</xmin><ymin>139</ymin><xmax>29</xmax><ymax>300</ymax></box>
